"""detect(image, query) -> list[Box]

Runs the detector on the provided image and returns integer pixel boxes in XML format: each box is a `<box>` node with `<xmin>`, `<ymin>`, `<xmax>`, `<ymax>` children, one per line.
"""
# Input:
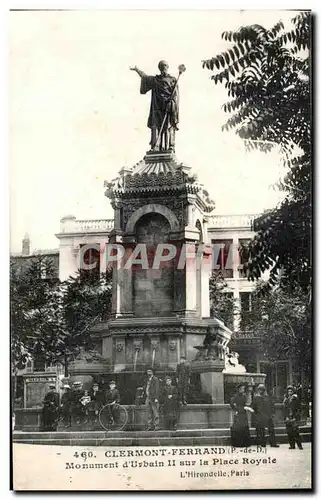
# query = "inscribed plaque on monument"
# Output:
<box><xmin>10</xmin><ymin>8</ymin><xmax>312</xmax><ymax>492</ymax></box>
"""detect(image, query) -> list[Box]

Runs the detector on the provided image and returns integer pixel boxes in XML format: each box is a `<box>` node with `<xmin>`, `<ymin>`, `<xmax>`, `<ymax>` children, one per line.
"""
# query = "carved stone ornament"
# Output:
<box><xmin>151</xmin><ymin>338</ymin><xmax>160</xmax><ymax>350</ymax></box>
<box><xmin>133</xmin><ymin>339</ymin><xmax>143</xmax><ymax>352</ymax></box>
<box><xmin>115</xmin><ymin>339</ymin><xmax>125</xmax><ymax>352</ymax></box>
<box><xmin>224</xmin><ymin>350</ymin><xmax>246</xmax><ymax>374</ymax></box>
<box><xmin>168</xmin><ymin>339</ymin><xmax>177</xmax><ymax>351</ymax></box>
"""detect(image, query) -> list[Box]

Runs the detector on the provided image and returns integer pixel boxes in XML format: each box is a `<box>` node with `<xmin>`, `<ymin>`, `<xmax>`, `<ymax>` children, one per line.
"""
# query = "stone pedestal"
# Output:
<box><xmin>201</xmin><ymin>371</ymin><xmax>225</xmax><ymax>404</ymax></box>
<box><xmin>192</xmin><ymin>359</ymin><xmax>226</xmax><ymax>404</ymax></box>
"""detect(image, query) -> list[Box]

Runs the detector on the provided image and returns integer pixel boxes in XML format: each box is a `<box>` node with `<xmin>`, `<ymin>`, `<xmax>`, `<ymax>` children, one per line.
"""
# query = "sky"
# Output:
<box><xmin>9</xmin><ymin>9</ymin><xmax>299</xmax><ymax>253</ymax></box>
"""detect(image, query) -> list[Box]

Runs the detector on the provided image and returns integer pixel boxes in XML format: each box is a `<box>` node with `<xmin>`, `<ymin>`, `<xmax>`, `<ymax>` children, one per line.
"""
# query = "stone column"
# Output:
<box><xmin>186</xmin><ymin>195</ymin><xmax>196</xmax><ymax>228</ymax></box>
<box><xmin>114</xmin><ymin>202</ymin><xmax>122</xmax><ymax>231</ymax></box>
<box><xmin>120</xmin><ymin>244</ymin><xmax>134</xmax><ymax>316</ymax></box>
<box><xmin>111</xmin><ymin>244</ymin><xmax>134</xmax><ymax>318</ymax></box>
<box><xmin>195</xmin><ymin>244</ymin><xmax>202</xmax><ymax>317</ymax></box>
<box><xmin>111</xmin><ymin>259</ymin><xmax>123</xmax><ymax>316</ymax></box>
<box><xmin>201</xmin><ymin>245</ymin><xmax>212</xmax><ymax>318</ymax></box>
<box><xmin>184</xmin><ymin>242</ymin><xmax>197</xmax><ymax>315</ymax></box>
<box><xmin>187</xmin><ymin>203</ymin><xmax>194</xmax><ymax>227</ymax></box>
<box><xmin>173</xmin><ymin>242</ymin><xmax>185</xmax><ymax>313</ymax></box>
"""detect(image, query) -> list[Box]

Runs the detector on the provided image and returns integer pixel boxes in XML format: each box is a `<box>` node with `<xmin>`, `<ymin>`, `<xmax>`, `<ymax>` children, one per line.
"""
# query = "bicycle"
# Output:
<box><xmin>98</xmin><ymin>402</ymin><xmax>128</xmax><ymax>431</ymax></box>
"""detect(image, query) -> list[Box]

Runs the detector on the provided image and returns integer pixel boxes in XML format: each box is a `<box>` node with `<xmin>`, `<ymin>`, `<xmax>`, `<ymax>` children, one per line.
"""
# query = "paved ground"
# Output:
<box><xmin>12</xmin><ymin>442</ymin><xmax>312</xmax><ymax>491</ymax></box>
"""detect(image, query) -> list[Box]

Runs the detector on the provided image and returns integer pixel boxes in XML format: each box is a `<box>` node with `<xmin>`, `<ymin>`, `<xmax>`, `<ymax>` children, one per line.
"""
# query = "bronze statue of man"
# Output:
<box><xmin>130</xmin><ymin>61</ymin><xmax>179</xmax><ymax>152</ymax></box>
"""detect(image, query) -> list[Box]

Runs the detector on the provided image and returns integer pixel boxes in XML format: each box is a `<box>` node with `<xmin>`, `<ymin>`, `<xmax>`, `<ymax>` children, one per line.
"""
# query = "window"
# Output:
<box><xmin>33</xmin><ymin>357</ymin><xmax>46</xmax><ymax>372</ymax></box>
<box><xmin>79</xmin><ymin>245</ymin><xmax>100</xmax><ymax>275</ymax></box>
<box><xmin>211</xmin><ymin>239</ymin><xmax>233</xmax><ymax>278</ymax></box>
<box><xmin>26</xmin><ymin>360</ymin><xmax>33</xmax><ymax>373</ymax></box>
<box><xmin>238</xmin><ymin>239</ymin><xmax>251</xmax><ymax>277</ymax></box>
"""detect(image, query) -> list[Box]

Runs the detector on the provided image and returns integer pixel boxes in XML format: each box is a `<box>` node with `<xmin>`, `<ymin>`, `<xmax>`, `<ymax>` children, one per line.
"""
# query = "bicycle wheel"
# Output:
<box><xmin>99</xmin><ymin>404</ymin><xmax>128</xmax><ymax>431</ymax></box>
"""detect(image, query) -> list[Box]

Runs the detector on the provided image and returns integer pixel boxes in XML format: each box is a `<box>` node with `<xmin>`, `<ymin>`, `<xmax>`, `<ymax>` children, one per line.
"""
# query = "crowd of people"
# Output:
<box><xmin>41</xmin><ymin>360</ymin><xmax>309</xmax><ymax>450</ymax></box>
<box><xmin>230</xmin><ymin>383</ymin><xmax>306</xmax><ymax>450</ymax></box>
<box><xmin>41</xmin><ymin>356</ymin><xmax>191</xmax><ymax>432</ymax></box>
<box><xmin>41</xmin><ymin>379</ymin><xmax>121</xmax><ymax>431</ymax></box>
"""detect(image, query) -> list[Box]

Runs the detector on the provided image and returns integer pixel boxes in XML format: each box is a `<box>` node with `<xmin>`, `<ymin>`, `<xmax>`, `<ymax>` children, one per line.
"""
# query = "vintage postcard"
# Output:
<box><xmin>10</xmin><ymin>8</ymin><xmax>312</xmax><ymax>491</ymax></box>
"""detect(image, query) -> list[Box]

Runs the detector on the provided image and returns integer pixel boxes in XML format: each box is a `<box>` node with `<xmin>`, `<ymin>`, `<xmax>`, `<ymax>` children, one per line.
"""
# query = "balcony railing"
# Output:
<box><xmin>59</xmin><ymin>218</ymin><xmax>114</xmax><ymax>235</ymax></box>
<box><xmin>207</xmin><ymin>214</ymin><xmax>258</xmax><ymax>229</ymax></box>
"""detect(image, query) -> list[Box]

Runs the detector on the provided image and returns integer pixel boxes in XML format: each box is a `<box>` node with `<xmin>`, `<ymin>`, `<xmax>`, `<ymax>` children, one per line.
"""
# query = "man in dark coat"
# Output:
<box><xmin>89</xmin><ymin>382</ymin><xmax>106</xmax><ymax>423</ymax></box>
<box><xmin>60</xmin><ymin>384</ymin><xmax>72</xmax><ymax>427</ymax></box>
<box><xmin>161</xmin><ymin>375</ymin><xmax>179</xmax><ymax>430</ymax></box>
<box><xmin>106</xmin><ymin>380</ymin><xmax>121</xmax><ymax>425</ymax></box>
<box><xmin>41</xmin><ymin>383</ymin><xmax>59</xmax><ymax>431</ymax></box>
<box><xmin>251</xmin><ymin>384</ymin><xmax>279</xmax><ymax>447</ymax></box>
<box><xmin>176</xmin><ymin>356</ymin><xmax>191</xmax><ymax>405</ymax></box>
<box><xmin>130</xmin><ymin>61</ymin><xmax>179</xmax><ymax>151</ymax></box>
<box><xmin>265</xmin><ymin>388</ymin><xmax>279</xmax><ymax>447</ymax></box>
<box><xmin>145</xmin><ymin>368</ymin><xmax>160</xmax><ymax>431</ymax></box>
<box><xmin>283</xmin><ymin>385</ymin><xmax>303</xmax><ymax>449</ymax></box>
<box><xmin>70</xmin><ymin>381</ymin><xmax>85</xmax><ymax>424</ymax></box>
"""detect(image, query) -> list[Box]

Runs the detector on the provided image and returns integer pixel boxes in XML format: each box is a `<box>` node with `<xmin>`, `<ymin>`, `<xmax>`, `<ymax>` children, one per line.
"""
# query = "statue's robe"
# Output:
<box><xmin>140</xmin><ymin>73</ymin><xmax>179</xmax><ymax>131</ymax></box>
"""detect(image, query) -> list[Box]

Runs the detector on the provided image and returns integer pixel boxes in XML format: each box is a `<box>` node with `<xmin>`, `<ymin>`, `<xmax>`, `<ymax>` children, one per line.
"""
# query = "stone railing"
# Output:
<box><xmin>207</xmin><ymin>214</ymin><xmax>258</xmax><ymax>229</ymax></box>
<box><xmin>59</xmin><ymin>217</ymin><xmax>114</xmax><ymax>234</ymax></box>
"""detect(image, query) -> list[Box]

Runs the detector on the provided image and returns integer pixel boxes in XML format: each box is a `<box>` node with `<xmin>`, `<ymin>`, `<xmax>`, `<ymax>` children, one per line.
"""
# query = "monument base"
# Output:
<box><xmin>14</xmin><ymin>403</ymin><xmax>290</xmax><ymax>432</ymax></box>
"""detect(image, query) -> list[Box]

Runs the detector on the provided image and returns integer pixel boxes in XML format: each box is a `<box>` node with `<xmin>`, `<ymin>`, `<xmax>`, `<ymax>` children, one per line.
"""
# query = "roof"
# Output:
<box><xmin>105</xmin><ymin>151</ymin><xmax>215</xmax><ymax>213</ymax></box>
<box><xmin>10</xmin><ymin>249</ymin><xmax>59</xmax><ymax>258</ymax></box>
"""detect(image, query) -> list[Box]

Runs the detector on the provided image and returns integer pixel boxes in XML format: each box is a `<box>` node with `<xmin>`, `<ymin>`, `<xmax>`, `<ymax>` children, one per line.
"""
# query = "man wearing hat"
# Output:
<box><xmin>161</xmin><ymin>375</ymin><xmax>179</xmax><ymax>430</ymax></box>
<box><xmin>283</xmin><ymin>385</ymin><xmax>303</xmax><ymax>449</ymax></box>
<box><xmin>60</xmin><ymin>384</ymin><xmax>72</xmax><ymax>427</ymax></box>
<box><xmin>41</xmin><ymin>383</ymin><xmax>60</xmax><ymax>431</ymax></box>
<box><xmin>265</xmin><ymin>388</ymin><xmax>279</xmax><ymax>447</ymax></box>
<box><xmin>89</xmin><ymin>382</ymin><xmax>106</xmax><ymax>423</ymax></box>
<box><xmin>251</xmin><ymin>384</ymin><xmax>279</xmax><ymax>447</ymax></box>
<box><xmin>71</xmin><ymin>381</ymin><xmax>85</xmax><ymax>424</ymax></box>
<box><xmin>176</xmin><ymin>356</ymin><xmax>191</xmax><ymax>405</ymax></box>
<box><xmin>145</xmin><ymin>368</ymin><xmax>160</xmax><ymax>431</ymax></box>
<box><xmin>106</xmin><ymin>380</ymin><xmax>121</xmax><ymax>425</ymax></box>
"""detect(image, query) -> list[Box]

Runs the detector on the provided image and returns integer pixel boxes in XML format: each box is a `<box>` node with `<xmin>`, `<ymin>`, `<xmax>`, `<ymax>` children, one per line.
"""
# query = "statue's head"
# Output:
<box><xmin>158</xmin><ymin>60</ymin><xmax>169</xmax><ymax>75</ymax></box>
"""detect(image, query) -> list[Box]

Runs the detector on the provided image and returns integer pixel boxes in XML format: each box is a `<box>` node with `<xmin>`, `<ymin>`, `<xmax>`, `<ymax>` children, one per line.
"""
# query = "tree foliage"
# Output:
<box><xmin>241</xmin><ymin>282</ymin><xmax>311</xmax><ymax>378</ymax></box>
<box><xmin>60</xmin><ymin>269</ymin><xmax>112</xmax><ymax>365</ymax></box>
<box><xmin>209</xmin><ymin>272</ymin><xmax>236</xmax><ymax>330</ymax></box>
<box><xmin>203</xmin><ymin>12</ymin><xmax>311</xmax><ymax>291</ymax></box>
<box><xmin>10</xmin><ymin>257</ymin><xmax>112</xmax><ymax>374</ymax></box>
<box><xmin>10</xmin><ymin>256</ymin><xmax>61</xmax><ymax>372</ymax></box>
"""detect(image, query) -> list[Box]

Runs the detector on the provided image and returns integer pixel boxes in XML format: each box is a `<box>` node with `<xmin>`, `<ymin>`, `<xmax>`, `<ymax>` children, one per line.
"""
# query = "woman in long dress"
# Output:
<box><xmin>230</xmin><ymin>383</ymin><xmax>252</xmax><ymax>447</ymax></box>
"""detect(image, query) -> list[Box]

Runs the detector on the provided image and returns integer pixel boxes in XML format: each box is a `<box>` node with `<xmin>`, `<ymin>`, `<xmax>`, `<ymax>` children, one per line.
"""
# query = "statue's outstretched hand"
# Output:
<box><xmin>129</xmin><ymin>66</ymin><xmax>137</xmax><ymax>71</ymax></box>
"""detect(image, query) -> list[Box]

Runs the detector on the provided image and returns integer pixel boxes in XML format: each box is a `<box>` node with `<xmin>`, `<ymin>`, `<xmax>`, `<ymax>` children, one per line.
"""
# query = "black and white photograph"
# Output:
<box><xmin>9</xmin><ymin>8</ymin><xmax>312</xmax><ymax>491</ymax></box>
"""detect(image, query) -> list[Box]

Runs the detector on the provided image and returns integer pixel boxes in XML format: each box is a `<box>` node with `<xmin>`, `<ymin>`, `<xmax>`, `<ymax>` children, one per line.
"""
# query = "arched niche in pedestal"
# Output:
<box><xmin>125</xmin><ymin>203</ymin><xmax>180</xmax><ymax>234</ymax></box>
<box><xmin>132</xmin><ymin>212</ymin><xmax>174</xmax><ymax>318</ymax></box>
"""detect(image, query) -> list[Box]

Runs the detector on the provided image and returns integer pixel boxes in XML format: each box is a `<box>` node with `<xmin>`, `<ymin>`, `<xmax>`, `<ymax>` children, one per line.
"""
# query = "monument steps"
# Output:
<box><xmin>13</xmin><ymin>425</ymin><xmax>311</xmax><ymax>447</ymax></box>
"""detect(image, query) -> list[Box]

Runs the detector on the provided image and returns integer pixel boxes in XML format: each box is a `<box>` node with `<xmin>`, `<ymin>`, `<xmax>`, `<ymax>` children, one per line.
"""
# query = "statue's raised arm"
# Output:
<box><xmin>130</xmin><ymin>60</ymin><xmax>185</xmax><ymax>153</ymax></box>
<box><xmin>129</xmin><ymin>66</ymin><xmax>145</xmax><ymax>78</ymax></box>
